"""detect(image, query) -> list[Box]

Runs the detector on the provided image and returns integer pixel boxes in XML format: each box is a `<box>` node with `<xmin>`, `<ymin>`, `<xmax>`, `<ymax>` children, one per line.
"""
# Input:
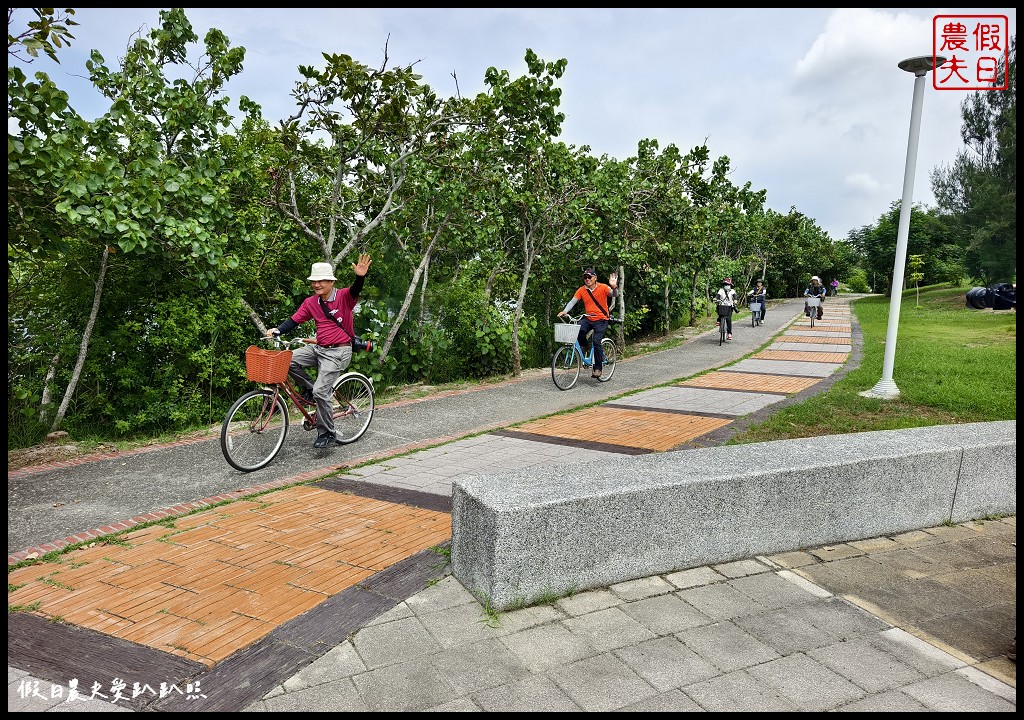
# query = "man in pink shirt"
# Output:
<box><xmin>268</xmin><ymin>254</ymin><xmax>371</xmax><ymax>448</ymax></box>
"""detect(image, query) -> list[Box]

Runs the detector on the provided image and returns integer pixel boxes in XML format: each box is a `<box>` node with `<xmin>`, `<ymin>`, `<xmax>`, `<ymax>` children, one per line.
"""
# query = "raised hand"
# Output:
<box><xmin>352</xmin><ymin>253</ymin><xmax>372</xmax><ymax>276</ymax></box>
<box><xmin>608</xmin><ymin>272</ymin><xmax>618</xmax><ymax>288</ymax></box>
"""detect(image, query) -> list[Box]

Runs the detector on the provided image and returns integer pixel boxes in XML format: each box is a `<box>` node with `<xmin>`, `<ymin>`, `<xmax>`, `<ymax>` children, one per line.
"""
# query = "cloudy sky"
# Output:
<box><xmin>11</xmin><ymin>8</ymin><xmax>1017</xmax><ymax>240</ymax></box>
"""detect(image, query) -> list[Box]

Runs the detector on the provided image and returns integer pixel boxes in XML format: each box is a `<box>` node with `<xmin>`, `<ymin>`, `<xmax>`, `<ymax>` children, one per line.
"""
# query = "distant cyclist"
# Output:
<box><xmin>804</xmin><ymin>275</ymin><xmax>826</xmax><ymax>320</ymax></box>
<box><xmin>714</xmin><ymin>277</ymin><xmax>738</xmax><ymax>340</ymax></box>
<box><xmin>558</xmin><ymin>267</ymin><xmax>618</xmax><ymax>379</ymax></box>
<box><xmin>746</xmin><ymin>278</ymin><xmax>768</xmax><ymax>321</ymax></box>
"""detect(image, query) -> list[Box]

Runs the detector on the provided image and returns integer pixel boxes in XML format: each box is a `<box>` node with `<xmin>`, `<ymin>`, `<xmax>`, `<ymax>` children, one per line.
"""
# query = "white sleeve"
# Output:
<box><xmin>563</xmin><ymin>297</ymin><xmax>579</xmax><ymax>314</ymax></box>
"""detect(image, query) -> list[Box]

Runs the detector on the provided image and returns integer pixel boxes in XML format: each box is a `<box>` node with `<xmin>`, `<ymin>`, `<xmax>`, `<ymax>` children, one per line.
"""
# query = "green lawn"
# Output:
<box><xmin>729</xmin><ymin>286</ymin><xmax>1016</xmax><ymax>443</ymax></box>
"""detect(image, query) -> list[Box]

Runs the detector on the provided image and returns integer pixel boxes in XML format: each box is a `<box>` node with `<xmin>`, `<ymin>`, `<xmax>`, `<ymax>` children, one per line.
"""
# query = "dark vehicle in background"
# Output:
<box><xmin>966</xmin><ymin>283</ymin><xmax>1016</xmax><ymax>310</ymax></box>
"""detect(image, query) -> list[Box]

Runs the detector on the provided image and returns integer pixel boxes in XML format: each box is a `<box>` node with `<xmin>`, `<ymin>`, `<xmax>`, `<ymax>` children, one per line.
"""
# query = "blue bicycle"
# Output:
<box><xmin>551</xmin><ymin>314</ymin><xmax>618</xmax><ymax>390</ymax></box>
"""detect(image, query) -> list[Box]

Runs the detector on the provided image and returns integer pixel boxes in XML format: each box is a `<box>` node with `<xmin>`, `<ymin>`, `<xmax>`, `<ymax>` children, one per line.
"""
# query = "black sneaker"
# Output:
<box><xmin>313</xmin><ymin>432</ymin><xmax>334</xmax><ymax>449</ymax></box>
<box><xmin>300</xmin><ymin>388</ymin><xmax>315</xmax><ymax>404</ymax></box>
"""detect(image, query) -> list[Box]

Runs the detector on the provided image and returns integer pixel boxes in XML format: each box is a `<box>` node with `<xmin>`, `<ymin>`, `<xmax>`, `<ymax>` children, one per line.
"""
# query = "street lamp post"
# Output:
<box><xmin>860</xmin><ymin>54</ymin><xmax>946</xmax><ymax>400</ymax></box>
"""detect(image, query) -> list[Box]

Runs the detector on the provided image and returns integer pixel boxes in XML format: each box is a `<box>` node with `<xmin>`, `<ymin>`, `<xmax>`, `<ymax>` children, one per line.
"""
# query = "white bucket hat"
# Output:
<box><xmin>308</xmin><ymin>262</ymin><xmax>336</xmax><ymax>281</ymax></box>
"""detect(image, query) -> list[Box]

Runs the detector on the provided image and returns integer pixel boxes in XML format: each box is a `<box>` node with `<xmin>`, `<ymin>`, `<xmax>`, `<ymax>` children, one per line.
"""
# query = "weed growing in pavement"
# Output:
<box><xmin>9</xmin><ymin>600</ymin><xmax>42</xmax><ymax>613</ymax></box>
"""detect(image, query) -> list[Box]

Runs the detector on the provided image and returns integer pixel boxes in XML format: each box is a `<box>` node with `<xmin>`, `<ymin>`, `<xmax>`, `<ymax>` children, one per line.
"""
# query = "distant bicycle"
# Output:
<box><xmin>748</xmin><ymin>294</ymin><xmax>765</xmax><ymax>327</ymax></box>
<box><xmin>805</xmin><ymin>297</ymin><xmax>821</xmax><ymax>329</ymax></box>
<box><xmin>220</xmin><ymin>336</ymin><xmax>375</xmax><ymax>472</ymax></box>
<box><xmin>551</xmin><ymin>314</ymin><xmax>618</xmax><ymax>390</ymax></box>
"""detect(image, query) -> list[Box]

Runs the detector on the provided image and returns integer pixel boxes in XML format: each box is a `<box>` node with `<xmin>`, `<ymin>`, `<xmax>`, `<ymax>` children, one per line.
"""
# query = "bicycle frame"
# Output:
<box><xmin>551</xmin><ymin>314</ymin><xmax>618</xmax><ymax>390</ymax></box>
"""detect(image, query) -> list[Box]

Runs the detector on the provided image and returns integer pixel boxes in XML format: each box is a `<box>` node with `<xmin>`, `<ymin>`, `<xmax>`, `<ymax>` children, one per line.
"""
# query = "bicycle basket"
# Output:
<box><xmin>245</xmin><ymin>346</ymin><xmax>292</xmax><ymax>383</ymax></box>
<box><xmin>554</xmin><ymin>323</ymin><xmax>579</xmax><ymax>344</ymax></box>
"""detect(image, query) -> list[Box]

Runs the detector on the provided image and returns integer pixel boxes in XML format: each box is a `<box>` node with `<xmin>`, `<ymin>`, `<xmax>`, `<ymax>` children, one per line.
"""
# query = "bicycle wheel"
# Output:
<box><xmin>551</xmin><ymin>344</ymin><xmax>581</xmax><ymax>390</ymax></box>
<box><xmin>719</xmin><ymin>318</ymin><xmax>727</xmax><ymax>345</ymax></box>
<box><xmin>751</xmin><ymin>309</ymin><xmax>757</xmax><ymax>328</ymax></box>
<box><xmin>221</xmin><ymin>389</ymin><xmax>289</xmax><ymax>472</ymax></box>
<box><xmin>331</xmin><ymin>373</ymin><xmax>375</xmax><ymax>444</ymax></box>
<box><xmin>598</xmin><ymin>338</ymin><xmax>617</xmax><ymax>382</ymax></box>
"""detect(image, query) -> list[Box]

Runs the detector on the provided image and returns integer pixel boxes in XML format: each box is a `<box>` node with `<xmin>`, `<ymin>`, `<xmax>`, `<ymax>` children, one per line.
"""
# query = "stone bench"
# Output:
<box><xmin>450</xmin><ymin>421</ymin><xmax>1016</xmax><ymax>610</ymax></box>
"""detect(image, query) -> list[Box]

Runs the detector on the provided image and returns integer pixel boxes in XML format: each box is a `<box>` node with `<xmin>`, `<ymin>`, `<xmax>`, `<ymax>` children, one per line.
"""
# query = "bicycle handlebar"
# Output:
<box><xmin>556</xmin><ymin>313</ymin><xmax>622</xmax><ymax>325</ymax></box>
<box><xmin>263</xmin><ymin>335</ymin><xmax>316</xmax><ymax>350</ymax></box>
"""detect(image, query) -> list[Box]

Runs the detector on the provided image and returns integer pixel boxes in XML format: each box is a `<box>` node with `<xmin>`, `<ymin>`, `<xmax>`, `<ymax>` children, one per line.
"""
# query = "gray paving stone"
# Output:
<box><xmin>713</xmin><ymin>558</ymin><xmax>772</xmax><ymax>578</ymax></box>
<box><xmin>618</xmin><ymin>592</ymin><xmax>713</xmax><ymax>635</ymax></box>
<box><xmin>617</xmin><ymin>688</ymin><xmax>705</xmax><ymax>711</ymax></box>
<box><xmin>609</xmin><ymin>575</ymin><xmax>675</xmax><ymax>601</ymax></box>
<box><xmin>666</xmin><ymin>566</ymin><xmax>727</xmax><ymax>589</ymax></box>
<box><xmin>729</xmin><ymin>570</ymin><xmax>822</xmax><ymax>609</ymax></box>
<box><xmin>561</xmin><ymin>606</ymin><xmax>658</xmax><ymax>652</ymax></box>
<box><xmin>677</xmin><ymin>621</ymin><xmax>781</xmax><ymax>672</ymax></box>
<box><xmin>833</xmin><ymin>689</ymin><xmax>931</xmax><ymax>711</ymax></box>
<box><xmin>351</xmin><ymin>615</ymin><xmax>444</xmax><ymax>669</ymax></box>
<box><xmin>555</xmin><ymin>587</ymin><xmax>622</xmax><ymax>616</ymax></box>
<box><xmin>261</xmin><ymin>677</ymin><xmax>367</xmax><ymax>712</ymax></box>
<box><xmin>614</xmin><ymin>636</ymin><xmax>721</xmax><ymax>690</ymax></box>
<box><xmin>900</xmin><ymin>672</ymin><xmax>1017</xmax><ymax>711</ymax></box>
<box><xmin>427</xmin><ymin>638</ymin><xmax>530</xmax><ymax>694</ymax></box>
<box><xmin>733</xmin><ymin>605</ymin><xmax>842</xmax><ymax>655</ymax></box>
<box><xmin>549</xmin><ymin>652</ymin><xmax>658</xmax><ymax>712</ymax></box>
<box><xmin>675</xmin><ymin>581</ymin><xmax>767</xmax><ymax>620</ymax></box>
<box><xmin>499</xmin><ymin>623</ymin><xmax>598</xmax><ymax>673</ymax></box>
<box><xmin>351</xmin><ymin>661</ymin><xmax>461</xmax><ymax>713</ymax></box>
<box><xmin>282</xmin><ymin>641</ymin><xmax>364</xmax><ymax>689</ymax></box>
<box><xmin>808</xmin><ymin>638</ymin><xmax>927</xmax><ymax>692</ymax></box>
<box><xmin>471</xmin><ymin>674</ymin><xmax>581</xmax><ymax>712</ymax></box>
<box><xmin>744</xmin><ymin>653</ymin><xmax>866</xmax><ymax>711</ymax></box>
<box><xmin>681</xmin><ymin>668</ymin><xmax>799</xmax><ymax>711</ymax></box>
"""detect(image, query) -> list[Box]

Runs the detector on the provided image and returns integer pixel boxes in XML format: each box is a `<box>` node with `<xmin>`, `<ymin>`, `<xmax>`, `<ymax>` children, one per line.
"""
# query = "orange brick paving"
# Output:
<box><xmin>753</xmin><ymin>350</ymin><xmax>851</xmax><ymax>363</ymax></box>
<box><xmin>778</xmin><ymin>335</ymin><xmax>850</xmax><ymax>344</ymax></box>
<box><xmin>794</xmin><ymin>324</ymin><xmax>851</xmax><ymax>332</ymax></box>
<box><xmin>7</xmin><ymin>486</ymin><xmax>450</xmax><ymax>668</ymax></box>
<box><xmin>515</xmin><ymin>407</ymin><xmax>732</xmax><ymax>451</ymax></box>
<box><xmin>679</xmin><ymin>372</ymin><xmax>822</xmax><ymax>394</ymax></box>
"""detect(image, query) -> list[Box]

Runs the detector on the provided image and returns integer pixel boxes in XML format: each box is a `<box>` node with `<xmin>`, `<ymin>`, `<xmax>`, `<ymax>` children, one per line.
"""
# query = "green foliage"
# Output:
<box><xmin>930</xmin><ymin>37</ymin><xmax>1016</xmax><ymax>284</ymax></box>
<box><xmin>6</xmin><ymin>11</ymin><xmax>1014</xmax><ymax>450</ymax></box>
<box><xmin>7</xmin><ymin>8</ymin><xmax>78</xmax><ymax>65</ymax></box>
<box><xmin>845</xmin><ymin>268</ymin><xmax>871</xmax><ymax>293</ymax></box>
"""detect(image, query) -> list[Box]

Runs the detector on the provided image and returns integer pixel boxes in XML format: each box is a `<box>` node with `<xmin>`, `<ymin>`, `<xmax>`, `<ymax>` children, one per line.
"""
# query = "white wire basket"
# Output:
<box><xmin>749</xmin><ymin>302</ymin><xmax>762</xmax><ymax>313</ymax></box>
<box><xmin>806</xmin><ymin>297</ymin><xmax>821</xmax><ymax>308</ymax></box>
<box><xmin>554</xmin><ymin>323</ymin><xmax>579</xmax><ymax>344</ymax></box>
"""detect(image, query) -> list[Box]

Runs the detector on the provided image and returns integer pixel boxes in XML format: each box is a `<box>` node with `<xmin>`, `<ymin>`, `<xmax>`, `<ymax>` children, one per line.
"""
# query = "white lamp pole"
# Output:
<box><xmin>861</xmin><ymin>55</ymin><xmax>946</xmax><ymax>400</ymax></box>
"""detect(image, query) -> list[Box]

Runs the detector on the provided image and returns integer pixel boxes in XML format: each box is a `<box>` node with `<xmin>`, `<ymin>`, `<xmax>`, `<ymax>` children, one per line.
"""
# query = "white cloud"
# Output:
<box><xmin>9</xmin><ymin>7</ymin><xmax>1016</xmax><ymax>241</ymax></box>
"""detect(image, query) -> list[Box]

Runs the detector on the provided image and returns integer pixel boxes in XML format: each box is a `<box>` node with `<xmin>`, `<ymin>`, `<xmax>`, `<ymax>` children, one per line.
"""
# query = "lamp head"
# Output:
<box><xmin>898</xmin><ymin>55</ymin><xmax>947</xmax><ymax>76</ymax></box>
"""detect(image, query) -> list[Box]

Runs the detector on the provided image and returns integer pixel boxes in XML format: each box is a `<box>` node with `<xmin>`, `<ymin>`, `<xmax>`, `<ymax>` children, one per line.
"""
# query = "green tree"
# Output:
<box><xmin>9</xmin><ymin>8</ymin><xmax>246</xmax><ymax>432</ymax></box>
<box><xmin>931</xmin><ymin>36</ymin><xmax>1015</xmax><ymax>283</ymax></box>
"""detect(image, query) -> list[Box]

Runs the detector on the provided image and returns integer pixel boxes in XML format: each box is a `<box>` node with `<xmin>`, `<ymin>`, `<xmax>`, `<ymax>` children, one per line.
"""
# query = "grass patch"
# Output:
<box><xmin>729</xmin><ymin>287</ymin><xmax>1015</xmax><ymax>444</ymax></box>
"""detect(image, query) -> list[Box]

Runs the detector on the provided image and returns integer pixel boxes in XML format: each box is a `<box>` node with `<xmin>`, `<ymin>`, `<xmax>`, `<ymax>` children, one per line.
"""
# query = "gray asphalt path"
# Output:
<box><xmin>9</xmin><ymin>300</ymin><xmax>803</xmax><ymax>556</ymax></box>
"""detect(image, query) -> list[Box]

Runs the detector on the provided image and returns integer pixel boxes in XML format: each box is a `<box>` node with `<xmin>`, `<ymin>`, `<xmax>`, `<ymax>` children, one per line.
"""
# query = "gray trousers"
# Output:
<box><xmin>288</xmin><ymin>344</ymin><xmax>353</xmax><ymax>437</ymax></box>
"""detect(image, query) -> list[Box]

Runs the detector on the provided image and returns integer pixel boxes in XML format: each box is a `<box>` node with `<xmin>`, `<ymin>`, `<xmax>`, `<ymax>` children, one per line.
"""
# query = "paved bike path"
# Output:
<box><xmin>9</xmin><ymin>297</ymin><xmax>1016</xmax><ymax>711</ymax></box>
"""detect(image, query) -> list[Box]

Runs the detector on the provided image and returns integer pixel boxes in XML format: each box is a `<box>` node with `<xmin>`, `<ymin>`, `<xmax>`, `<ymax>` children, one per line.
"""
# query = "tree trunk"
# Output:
<box><xmin>511</xmin><ymin>229</ymin><xmax>537</xmax><ymax>377</ymax></box>
<box><xmin>50</xmin><ymin>245</ymin><xmax>110</xmax><ymax>433</ymax></box>
<box><xmin>616</xmin><ymin>264</ymin><xmax>626</xmax><ymax>349</ymax></box>
<box><xmin>663</xmin><ymin>281</ymin><xmax>670</xmax><ymax>336</ymax></box>
<box><xmin>380</xmin><ymin>237</ymin><xmax>438</xmax><ymax>363</ymax></box>
<box><xmin>39</xmin><ymin>353</ymin><xmax>60</xmax><ymax>425</ymax></box>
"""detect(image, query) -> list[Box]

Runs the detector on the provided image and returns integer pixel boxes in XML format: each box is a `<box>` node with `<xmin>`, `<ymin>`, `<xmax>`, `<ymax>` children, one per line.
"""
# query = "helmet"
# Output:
<box><xmin>722</xmin><ymin>277</ymin><xmax>733</xmax><ymax>286</ymax></box>
<box><xmin>755</xmin><ymin>278</ymin><xmax>764</xmax><ymax>284</ymax></box>
<box><xmin>811</xmin><ymin>275</ymin><xmax>820</xmax><ymax>281</ymax></box>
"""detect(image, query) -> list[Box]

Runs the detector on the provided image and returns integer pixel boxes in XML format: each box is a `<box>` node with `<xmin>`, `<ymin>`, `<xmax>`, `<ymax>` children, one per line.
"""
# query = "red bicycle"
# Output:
<box><xmin>220</xmin><ymin>336</ymin><xmax>374</xmax><ymax>472</ymax></box>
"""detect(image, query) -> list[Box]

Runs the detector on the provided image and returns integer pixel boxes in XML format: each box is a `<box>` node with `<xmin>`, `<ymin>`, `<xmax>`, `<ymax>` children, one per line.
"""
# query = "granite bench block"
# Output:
<box><xmin>451</xmin><ymin>422</ymin><xmax>1015</xmax><ymax>610</ymax></box>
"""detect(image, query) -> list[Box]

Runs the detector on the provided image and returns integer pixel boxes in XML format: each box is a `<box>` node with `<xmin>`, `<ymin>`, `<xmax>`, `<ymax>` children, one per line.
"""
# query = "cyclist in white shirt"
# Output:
<box><xmin>714</xmin><ymin>277</ymin><xmax>739</xmax><ymax>340</ymax></box>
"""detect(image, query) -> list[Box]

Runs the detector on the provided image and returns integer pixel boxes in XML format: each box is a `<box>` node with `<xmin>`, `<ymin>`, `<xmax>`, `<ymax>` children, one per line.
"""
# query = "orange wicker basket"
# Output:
<box><xmin>245</xmin><ymin>346</ymin><xmax>292</xmax><ymax>383</ymax></box>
